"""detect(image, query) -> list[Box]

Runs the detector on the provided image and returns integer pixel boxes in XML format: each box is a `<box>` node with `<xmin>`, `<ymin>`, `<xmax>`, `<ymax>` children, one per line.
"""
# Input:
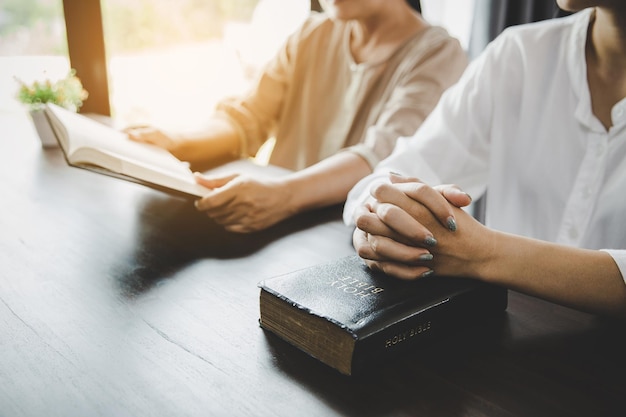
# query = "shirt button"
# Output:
<box><xmin>569</xmin><ymin>227</ymin><xmax>579</xmax><ymax>240</ymax></box>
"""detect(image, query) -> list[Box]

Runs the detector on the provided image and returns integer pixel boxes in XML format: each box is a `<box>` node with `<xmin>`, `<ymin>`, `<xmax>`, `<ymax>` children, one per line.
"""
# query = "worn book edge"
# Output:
<box><xmin>258</xmin><ymin>257</ymin><xmax>507</xmax><ymax>375</ymax></box>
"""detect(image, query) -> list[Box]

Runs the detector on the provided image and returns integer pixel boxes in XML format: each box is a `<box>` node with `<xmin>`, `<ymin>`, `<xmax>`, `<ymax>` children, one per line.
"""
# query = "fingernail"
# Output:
<box><xmin>464</xmin><ymin>192</ymin><xmax>473</xmax><ymax>203</ymax></box>
<box><xmin>421</xmin><ymin>269</ymin><xmax>435</xmax><ymax>278</ymax></box>
<box><xmin>389</xmin><ymin>171</ymin><xmax>404</xmax><ymax>177</ymax></box>
<box><xmin>447</xmin><ymin>216</ymin><xmax>457</xmax><ymax>232</ymax></box>
<box><xmin>418</xmin><ymin>253</ymin><xmax>433</xmax><ymax>261</ymax></box>
<box><xmin>424</xmin><ymin>236</ymin><xmax>437</xmax><ymax>247</ymax></box>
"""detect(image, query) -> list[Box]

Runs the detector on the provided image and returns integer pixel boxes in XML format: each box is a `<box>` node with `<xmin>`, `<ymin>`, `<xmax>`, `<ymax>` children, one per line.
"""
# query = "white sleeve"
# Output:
<box><xmin>342</xmin><ymin>137</ymin><xmax>444</xmax><ymax>226</ymax></box>
<box><xmin>600</xmin><ymin>250</ymin><xmax>626</xmax><ymax>284</ymax></box>
<box><xmin>343</xmin><ymin>33</ymin><xmax>513</xmax><ymax>225</ymax></box>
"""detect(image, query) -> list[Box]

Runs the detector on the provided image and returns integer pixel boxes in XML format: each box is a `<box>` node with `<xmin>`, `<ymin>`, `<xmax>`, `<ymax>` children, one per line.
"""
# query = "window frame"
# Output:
<box><xmin>62</xmin><ymin>0</ymin><xmax>111</xmax><ymax>115</ymax></box>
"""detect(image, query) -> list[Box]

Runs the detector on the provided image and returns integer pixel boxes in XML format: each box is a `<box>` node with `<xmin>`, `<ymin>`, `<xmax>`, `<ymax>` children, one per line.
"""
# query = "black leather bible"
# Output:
<box><xmin>258</xmin><ymin>255</ymin><xmax>508</xmax><ymax>375</ymax></box>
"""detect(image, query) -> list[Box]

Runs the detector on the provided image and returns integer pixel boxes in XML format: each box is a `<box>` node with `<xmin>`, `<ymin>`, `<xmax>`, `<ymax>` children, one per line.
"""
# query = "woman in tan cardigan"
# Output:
<box><xmin>129</xmin><ymin>0</ymin><xmax>467</xmax><ymax>232</ymax></box>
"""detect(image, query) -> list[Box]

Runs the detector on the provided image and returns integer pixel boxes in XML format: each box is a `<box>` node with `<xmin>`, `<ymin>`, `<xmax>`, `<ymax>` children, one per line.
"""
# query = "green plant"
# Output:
<box><xmin>16</xmin><ymin>69</ymin><xmax>88</xmax><ymax>111</ymax></box>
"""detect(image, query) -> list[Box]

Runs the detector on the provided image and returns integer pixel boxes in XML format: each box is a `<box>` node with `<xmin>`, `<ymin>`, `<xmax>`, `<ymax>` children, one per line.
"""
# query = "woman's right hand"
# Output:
<box><xmin>125</xmin><ymin>126</ymin><xmax>176</xmax><ymax>151</ymax></box>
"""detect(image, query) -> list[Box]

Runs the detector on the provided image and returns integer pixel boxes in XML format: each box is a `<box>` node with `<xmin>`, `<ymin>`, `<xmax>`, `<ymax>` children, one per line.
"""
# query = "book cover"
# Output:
<box><xmin>258</xmin><ymin>255</ymin><xmax>508</xmax><ymax>375</ymax></box>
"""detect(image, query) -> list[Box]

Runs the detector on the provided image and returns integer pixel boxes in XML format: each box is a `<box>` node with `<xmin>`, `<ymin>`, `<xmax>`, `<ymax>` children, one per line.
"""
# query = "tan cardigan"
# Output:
<box><xmin>217</xmin><ymin>13</ymin><xmax>468</xmax><ymax>171</ymax></box>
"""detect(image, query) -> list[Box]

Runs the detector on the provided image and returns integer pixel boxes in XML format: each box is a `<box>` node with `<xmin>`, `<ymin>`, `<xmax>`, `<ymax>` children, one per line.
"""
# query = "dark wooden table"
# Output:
<box><xmin>2</xmin><ymin>110</ymin><xmax>625</xmax><ymax>417</ymax></box>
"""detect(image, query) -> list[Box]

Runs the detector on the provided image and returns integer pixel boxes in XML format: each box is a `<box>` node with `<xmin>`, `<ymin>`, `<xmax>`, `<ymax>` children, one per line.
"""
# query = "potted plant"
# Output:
<box><xmin>15</xmin><ymin>69</ymin><xmax>89</xmax><ymax>147</ymax></box>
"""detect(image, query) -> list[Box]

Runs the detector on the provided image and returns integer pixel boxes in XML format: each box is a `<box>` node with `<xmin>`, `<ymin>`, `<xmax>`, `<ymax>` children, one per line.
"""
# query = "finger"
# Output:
<box><xmin>377</xmin><ymin>181</ymin><xmax>458</xmax><ymax>232</ymax></box>
<box><xmin>125</xmin><ymin>130</ymin><xmax>143</xmax><ymax>142</ymax></box>
<box><xmin>206</xmin><ymin>207</ymin><xmax>243</xmax><ymax>225</ymax></box>
<box><xmin>388</xmin><ymin>172</ymin><xmax>421</xmax><ymax>184</ymax></box>
<box><xmin>352</xmin><ymin>227</ymin><xmax>373</xmax><ymax>256</ymax></box>
<box><xmin>125</xmin><ymin>126</ymin><xmax>170</xmax><ymax>148</ymax></box>
<box><xmin>353</xmin><ymin>226</ymin><xmax>433</xmax><ymax>267</ymax></box>
<box><xmin>353</xmin><ymin>227</ymin><xmax>392</xmax><ymax>262</ymax></box>
<box><xmin>224</xmin><ymin>223</ymin><xmax>257</xmax><ymax>234</ymax></box>
<box><xmin>365</xmin><ymin>259</ymin><xmax>434</xmax><ymax>280</ymax></box>
<box><xmin>360</xmin><ymin>203</ymin><xmax>437</xmax><ymax>247</ymax></box>
<box><xmin>122</xmin><ymin>124</ymin><xmax>150</xmax><ymax>132</ymax></box>
<box><xmin>364</xmin><ymin>228</ymin><xmax>435</xmax><ymax>264</ymax></box>
<box><xmin>125</xmin><ymin>126</ymin><xmax>156</xmax><ymax>140</ymax></box>
<box><xmin>355</xmin><ymin>210</ymin><xmax>406</xmax><ymax>243</ymax></box>
<box><xmin>357</xmin><ymin>206</ymin><xmax>429</xmax><ymax>248</ymax></box>
<box><xmin>355</xmin><ymin>200</ymin><xmax>375</xmax><ymax>219</ymax></box>
<box><xmin>194</xmin><ymin>189</ymin><xmax>236</xmax><ymax>212</ymax></box>
<box><xmin>194</xmin><ymin>172</ymin><xmax>239</xmax><ymax>189</ymax></box>
<box><xmin>433</xmin><ymin>184</ymin><xmax>472</xmax><ymax>208</ymax></box>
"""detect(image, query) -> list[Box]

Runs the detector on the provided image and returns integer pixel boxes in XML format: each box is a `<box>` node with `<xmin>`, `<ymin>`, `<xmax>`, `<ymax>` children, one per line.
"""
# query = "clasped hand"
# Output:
<box><xmin>353</xmin><ymin>174</ymin><xmax>492</xmax><ymax>280</ymax></box>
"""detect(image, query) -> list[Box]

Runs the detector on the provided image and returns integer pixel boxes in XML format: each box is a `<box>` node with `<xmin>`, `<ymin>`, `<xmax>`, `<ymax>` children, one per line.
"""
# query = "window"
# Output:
<box><xmin>1</xmin><ymin>0</ymin><xmax>309</xmax><ymax>125</ymax></box>
<box><xmin>101</xmin><ymin>0</ymin><xmax>309</xmax><ymax>130</ymax></box>
<box><xmin>0</xmin><ymin>0</ymin><xmax>70</xmax><ymax>112</ymax></box>
<box><xmin>421</xmin><ymin>0</ymin><xmax>476</xmax><ymax>51</ymax></box>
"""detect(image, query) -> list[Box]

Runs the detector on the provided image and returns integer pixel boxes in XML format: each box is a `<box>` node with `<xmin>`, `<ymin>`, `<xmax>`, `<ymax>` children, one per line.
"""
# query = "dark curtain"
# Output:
<box><xmin>310</xmin><ymin>0</ymin><xmax>322</xmax><ymax>12</ymax></box>
<box><xmin>407</xmin><ymin>0</ymin><xmax>422</xmax><ymax>13</ymax></box>
<box><xmin>468</xmin><ymin>0</ymin><xmax>569</xmax><ymax>58</ymax></box>
<box><xmin>311</xmin><ymin>0</ymin><xmax>421</xmax><ymax>13</ymax></box>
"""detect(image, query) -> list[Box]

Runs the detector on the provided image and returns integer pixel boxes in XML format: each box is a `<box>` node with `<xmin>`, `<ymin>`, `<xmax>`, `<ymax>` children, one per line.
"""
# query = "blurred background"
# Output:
<box><xmin>0</xmin><ymin>0</ymin><xmax>474</xmax><ymax>131</ymax></box>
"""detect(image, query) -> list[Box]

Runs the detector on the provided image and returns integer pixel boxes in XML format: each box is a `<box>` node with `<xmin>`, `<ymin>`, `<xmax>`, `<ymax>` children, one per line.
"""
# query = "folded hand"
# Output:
<box><xmin>354</xmin><ymin>175</ymin><xmax>491</xmax><ymax>280</ymax></box>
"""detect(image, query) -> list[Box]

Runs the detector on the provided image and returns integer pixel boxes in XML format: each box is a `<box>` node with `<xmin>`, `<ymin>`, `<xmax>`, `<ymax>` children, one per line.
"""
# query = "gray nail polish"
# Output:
<box><xmin>421</xmin><ymin>269</ymin><xmax>435</xmax><ymax>278</ymax></box>
<box><xmin>424</xmin><ymin>236</ymin><xmax>437</xmax><ymax>247</ymax></box>
<box><xmin>419</xmin><ymin>253</ymin><xmax>433</xmax><ymax>261</ymax></box>
<box><xmin>447</xmin><ymin>216</ymin><xmax>457</xmax><ymax>232</ymax></box>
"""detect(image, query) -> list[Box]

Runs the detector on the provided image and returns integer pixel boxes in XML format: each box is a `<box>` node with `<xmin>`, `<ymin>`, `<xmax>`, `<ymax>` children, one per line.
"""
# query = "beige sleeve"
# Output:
<box><xmin>215</xmin><ymin>17</ymin><xmax>318</xmax><ymax>158</ymax></box>
<box><xmin>346</xmin><ymin>34</ymin><xmax>469</xmax><ymax>169</ymax></box>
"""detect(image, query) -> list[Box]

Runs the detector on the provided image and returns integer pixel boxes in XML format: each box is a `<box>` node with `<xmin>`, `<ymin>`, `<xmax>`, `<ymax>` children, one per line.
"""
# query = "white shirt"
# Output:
<box><xmin>343</xmin><ymin>9</ymin><xmax>626</xmax><ymax>283</ymax></box>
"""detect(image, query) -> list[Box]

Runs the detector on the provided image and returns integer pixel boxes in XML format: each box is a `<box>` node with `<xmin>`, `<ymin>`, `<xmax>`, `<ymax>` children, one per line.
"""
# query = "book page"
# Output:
<box><xmin>45</xmin><ymin>104</ymin><xmax>209</xmax><ymax>197</ymax></box>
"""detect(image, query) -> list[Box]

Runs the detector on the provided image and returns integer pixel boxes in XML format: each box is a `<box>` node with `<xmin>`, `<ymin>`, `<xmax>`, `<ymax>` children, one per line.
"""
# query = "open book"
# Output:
<box><xmin>44</xmin><ymin>103</ymin><xmax>210</xmax><ymax>197</ymax></box>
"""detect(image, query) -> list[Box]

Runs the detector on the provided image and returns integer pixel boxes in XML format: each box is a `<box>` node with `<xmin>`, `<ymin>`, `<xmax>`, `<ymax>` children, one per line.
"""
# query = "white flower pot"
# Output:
<box><xmin>29</xmin><ymin>108</ymin><xmax>58</xmax><ymax>148</ymax></box>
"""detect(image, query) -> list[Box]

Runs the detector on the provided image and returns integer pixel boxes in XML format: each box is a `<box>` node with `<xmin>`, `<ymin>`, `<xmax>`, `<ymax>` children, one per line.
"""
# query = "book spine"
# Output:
<box><xmin>350</xmin><ymin>284</ymin><xmax>507</xmax><ymax>374</ymax></box>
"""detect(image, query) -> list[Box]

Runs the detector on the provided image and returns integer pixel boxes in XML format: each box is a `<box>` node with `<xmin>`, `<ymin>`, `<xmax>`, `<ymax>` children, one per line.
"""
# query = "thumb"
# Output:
<box><xmin>388</xmin><ymin>172</ymin><xmax>422</xmax><ymax>184</ymax></box>
<box><xmin>434</xmin><ymin>184</ymin><xmax>472</xmax><ymax>208</ymax></box>
<box><xmin>194</xmin><ymin>172</ymin><xmax>240</xmax><ymax>189</ymax></box>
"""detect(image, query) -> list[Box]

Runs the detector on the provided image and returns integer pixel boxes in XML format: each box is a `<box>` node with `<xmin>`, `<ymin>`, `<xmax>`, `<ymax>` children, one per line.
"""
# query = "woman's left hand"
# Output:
<box><xmin>194</xmin><ymin>173</ymin><xmax>295</xmax><ymax>233</ymax></box>
<box><xmin>354</xmin><ymin>180</ymin><xmax>493</xmax><ymax>280</ymax></box>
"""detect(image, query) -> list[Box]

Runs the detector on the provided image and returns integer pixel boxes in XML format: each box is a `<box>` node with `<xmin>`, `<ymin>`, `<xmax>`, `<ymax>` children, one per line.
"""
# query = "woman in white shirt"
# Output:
<box><xmin>345</xmin><ymin>1</ymin><xmax>626</xmax><ymax>318</ymax></box>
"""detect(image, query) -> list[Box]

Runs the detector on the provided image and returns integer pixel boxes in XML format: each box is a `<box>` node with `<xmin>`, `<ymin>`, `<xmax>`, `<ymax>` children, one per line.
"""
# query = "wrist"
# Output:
<box><xmin>472</xmin><ymin>229</ymin><xmax>544</xmax><ymax>287</ymax></box>
<box><xmin>271</xmin><ymin>177</ymin><xmax>301</xmax><ymax>216</ymax></box>
<box><xmin>467</xmin><ymin>226</ymin><xmax>504</xmax><ymax>283</ymax></box>
<box><xmin>167</xmin><ymin>135</ymin><xmax>192</xmax><ymax>158</ymax></box>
